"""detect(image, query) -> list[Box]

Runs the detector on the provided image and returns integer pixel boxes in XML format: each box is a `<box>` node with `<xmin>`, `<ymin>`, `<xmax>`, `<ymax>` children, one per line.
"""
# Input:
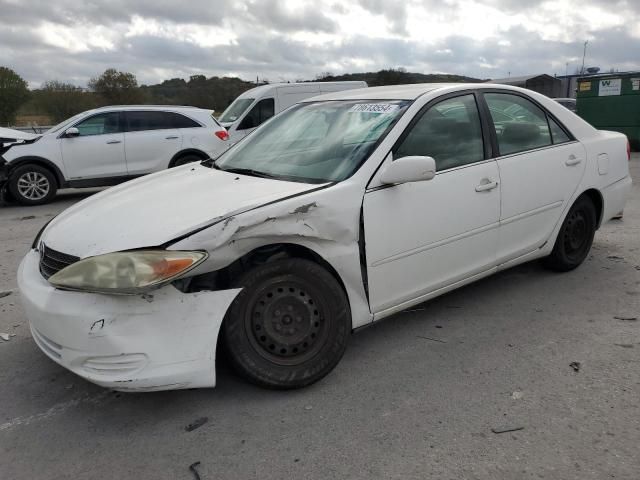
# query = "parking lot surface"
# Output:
<box><xmin>1</xmin><ymin>157</ymin><xmax>639</xmax><ymax>480</ymax></box>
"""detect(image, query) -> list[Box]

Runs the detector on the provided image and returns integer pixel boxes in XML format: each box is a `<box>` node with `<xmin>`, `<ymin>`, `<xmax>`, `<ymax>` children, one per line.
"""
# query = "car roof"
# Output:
<box><xmin>302</xmin><ymin>82</ymin><xmax>552</xmax><ymax>102</ymax></box>
<box><xmin>234</xmin><ymin>81</ymin><xmax>367</xmax><ymax>100</ymax></box>
<box><xmin>92</xmin><ymin>105</ymin><xmax>208</xmax><ymax>112</ymax></box>
<box><xmin>303</xmin><ymin>83</ymin><xmax>487</xmax><ymax>101</ymax></box>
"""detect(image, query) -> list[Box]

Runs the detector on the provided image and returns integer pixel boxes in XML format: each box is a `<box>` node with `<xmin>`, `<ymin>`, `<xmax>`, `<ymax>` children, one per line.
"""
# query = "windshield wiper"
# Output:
<box><xmin>220</xmin><ymin>167</ymin><xmax>279</xmax><ymax>179</ymax></box>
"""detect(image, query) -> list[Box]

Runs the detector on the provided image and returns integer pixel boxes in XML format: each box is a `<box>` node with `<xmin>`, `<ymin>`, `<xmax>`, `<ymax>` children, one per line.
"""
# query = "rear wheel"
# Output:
<box><xmin>543</xmin><ymin>195</ymin><xmax>596</xmax><ymax>272</ymax></box>
<box><xmin>222</xmin><ymin>258</ymin><xmax>350</xmax><ymax>389</ymax></box>
<box><xmin>8</xmin><ymin>164</ymin><xmax>57</xmax><ymax>206</ymax></box>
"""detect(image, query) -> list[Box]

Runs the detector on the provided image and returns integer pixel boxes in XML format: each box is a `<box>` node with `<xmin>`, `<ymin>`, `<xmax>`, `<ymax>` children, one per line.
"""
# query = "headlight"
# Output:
<box><xmin>48</xmin><ymin>250</ymin><xmax>208</xmax><ymax>294</ymax></box>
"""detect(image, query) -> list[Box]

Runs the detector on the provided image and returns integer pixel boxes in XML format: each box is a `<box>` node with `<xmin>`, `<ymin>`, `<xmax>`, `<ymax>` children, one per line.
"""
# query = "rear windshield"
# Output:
<box><xmin>215</xmin><ymin>100</ymin><xmax>410</xmax><ymax>183</ymax></box>
<box><xmin>219</xmin><ymin>98</ymin><xmax>255</xmax><ymax>123</ymax></box>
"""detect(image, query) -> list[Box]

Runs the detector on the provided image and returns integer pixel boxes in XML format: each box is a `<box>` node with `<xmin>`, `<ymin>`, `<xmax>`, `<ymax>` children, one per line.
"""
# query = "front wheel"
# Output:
<box><xmin>543</xmin><ymin>195</ymin><xmax>597</xmax><ymax>272</ymax></box>
<box><xmin>8</xmin><ymin>164</ymin><xmax>57</xmax><ymax>206</ymax></box>
<box><xmin>171</xmin><ymin>154</ymin><xmax>203</xmax><ymax>167</ymax></box>
<box><xmin>222</xmin><ymin>258</ymin><xmax>351</xmax><ymax>389</ymax></box>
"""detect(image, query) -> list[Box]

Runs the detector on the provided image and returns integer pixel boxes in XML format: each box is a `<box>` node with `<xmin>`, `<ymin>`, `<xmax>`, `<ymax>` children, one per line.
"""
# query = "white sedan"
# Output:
<box><xmin>18</xmin><ymin>83</ymin><xmax>631</xmax><ymax>391</ymax></box>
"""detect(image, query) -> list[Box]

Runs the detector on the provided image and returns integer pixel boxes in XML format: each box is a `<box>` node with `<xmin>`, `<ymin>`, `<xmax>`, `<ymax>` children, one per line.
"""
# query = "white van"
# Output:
<box><xmin>217</xmin><ymin>81</ymin><xmax>367</xmax><ymax>142</ymax></box>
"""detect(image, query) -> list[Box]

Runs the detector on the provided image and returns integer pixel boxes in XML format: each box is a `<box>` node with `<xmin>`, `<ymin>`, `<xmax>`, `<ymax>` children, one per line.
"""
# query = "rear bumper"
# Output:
<box><xmin>601</xmin><ymin>175</ymin><xmax>632</xmax><ymax>224</ymax></box>
<box><xmin>18</xmin><ymin>249</ymin><xmax>241</xmax><ymax>392</ymax></box>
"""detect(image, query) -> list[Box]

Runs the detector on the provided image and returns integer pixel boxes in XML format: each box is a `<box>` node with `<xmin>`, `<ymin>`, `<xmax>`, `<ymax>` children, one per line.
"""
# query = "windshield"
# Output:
<box><xmin>215</xmin><ymin>100</ymin><xmax>410</xmax><ymax>183</ymax></box>
<box><xmin>218</xmin><ymin>98</ymin><xmax>255</xmax><ymax>124</ymax></box>
<box><xmin>46</xmin><ymin>112</ymin><xmax>88</xmax><ymax>134</ymax></box>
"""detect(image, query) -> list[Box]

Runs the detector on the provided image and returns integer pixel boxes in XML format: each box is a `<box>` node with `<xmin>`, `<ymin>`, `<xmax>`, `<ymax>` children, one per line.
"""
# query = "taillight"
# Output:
<box><xmin>215</xmin><ymin>130</ymin><xmax>229</xmax><ymax>141</ymax></box>
<box><xmin>627</xmin><ymin>138</ymin><xmax>631</xmax><ymax>161</ymax></box>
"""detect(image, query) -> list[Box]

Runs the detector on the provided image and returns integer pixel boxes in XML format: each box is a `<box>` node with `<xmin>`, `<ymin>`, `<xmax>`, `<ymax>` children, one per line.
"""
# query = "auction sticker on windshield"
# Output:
<box><xmin>349</xmin><ymin>104</ymin><xmax>400</xmax><ymax>114</ymax></box>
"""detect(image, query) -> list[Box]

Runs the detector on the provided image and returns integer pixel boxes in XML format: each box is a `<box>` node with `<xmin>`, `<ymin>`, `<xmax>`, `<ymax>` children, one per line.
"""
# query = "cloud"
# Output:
<box><xmin>0</xmin><ymin>0</ymin><xmax>638</xmax><ymax>87</ymax></box>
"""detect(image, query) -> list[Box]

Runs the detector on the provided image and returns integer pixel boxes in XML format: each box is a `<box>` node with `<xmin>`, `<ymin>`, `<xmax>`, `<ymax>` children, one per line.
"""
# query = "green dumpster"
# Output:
<box><xmin>576</xmin><ymin>73</ymin><xmax>640</xmax><ymax>150</ymax></box>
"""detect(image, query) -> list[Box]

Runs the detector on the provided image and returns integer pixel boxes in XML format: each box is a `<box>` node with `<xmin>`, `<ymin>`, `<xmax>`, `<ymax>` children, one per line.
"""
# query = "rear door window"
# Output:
<box><xmin>126</xmin><ymin>111</ymin><xmax>175</xmax><ymax>132</ymax></box>
<box><xmin>484</xmin><ymin>93</ymin><xmax>552</xmax><ymax>155</ymax></box>
<box><xmin>549</xmin><ymin>117</ymin><xmax>571</xmax><ymax>144</ymax></box>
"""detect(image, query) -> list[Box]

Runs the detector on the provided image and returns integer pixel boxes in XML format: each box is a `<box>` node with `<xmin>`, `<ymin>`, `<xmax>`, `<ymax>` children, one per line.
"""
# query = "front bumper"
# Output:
<box><xmin>18</xmin><ymin>250</ymin><xmax>240</xmax><ymax>392</ymax></box>
<box><xmin>0</xmin><ymin>157</ymin><xmax>8</xmax><ymax>193</ymax></box>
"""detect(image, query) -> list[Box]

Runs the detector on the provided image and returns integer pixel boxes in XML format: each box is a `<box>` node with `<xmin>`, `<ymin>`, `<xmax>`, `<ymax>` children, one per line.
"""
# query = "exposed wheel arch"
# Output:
<box><xmin>580</xmin><ymin>188</ymin><xmax>604</xmax><ymax>229</ymax></box>
<box><xmin>183</xmin><ymin>242</ymin><xmax>349</xmax><ymax>302</ymax></box>
<box><xmin>168</xmin><ymin>149</ymin><xmax>209</xmax><ymax>168</ymax></box>
<box><xmin>7</xmin><ymin>156</ymin><xmax>65</xmax><ymax>188</ymax></box>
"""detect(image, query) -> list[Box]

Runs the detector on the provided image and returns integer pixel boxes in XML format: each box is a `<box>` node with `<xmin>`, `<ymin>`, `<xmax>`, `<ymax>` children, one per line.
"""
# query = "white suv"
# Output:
<box><xmin>0</xmin><ymin>105</ymin><xmax>229</xmax><ymax>205</ymax></box>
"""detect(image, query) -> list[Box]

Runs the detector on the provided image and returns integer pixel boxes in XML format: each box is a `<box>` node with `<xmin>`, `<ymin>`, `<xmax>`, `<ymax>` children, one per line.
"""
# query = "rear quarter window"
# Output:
<box><xmin>168</xmin><ymin>112</ymin><xmax>201</xmax><ymax>129</ymax></box>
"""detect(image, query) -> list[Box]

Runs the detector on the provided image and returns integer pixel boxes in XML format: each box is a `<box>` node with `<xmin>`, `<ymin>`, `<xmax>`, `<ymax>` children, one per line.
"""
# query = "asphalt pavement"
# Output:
<box><xmin>1</xmin><ymin>158</ymin><xmax>638</xmax><ymax>480</ymax></box>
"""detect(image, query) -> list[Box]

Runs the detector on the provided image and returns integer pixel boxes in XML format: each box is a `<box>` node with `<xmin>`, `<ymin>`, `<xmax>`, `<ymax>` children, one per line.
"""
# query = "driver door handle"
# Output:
<box><xmin>165</xmin><ymin>135</ymin><xmax>179</xmax><ymax>140</ymax></box>
<box><xmin>106</xmin><ymin>140</ymin><xmax>122</xmax><ymax>144</ymax></box>
<box><xmin>475</xmin><ymin>179</ymin><xmax>499</xmax><ymax>192</ymax></box>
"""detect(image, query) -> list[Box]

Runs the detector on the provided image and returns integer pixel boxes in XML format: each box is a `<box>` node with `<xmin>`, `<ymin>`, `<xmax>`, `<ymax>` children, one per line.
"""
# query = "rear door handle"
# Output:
<box><xmin>565</xmin><ymin>155</ymin><xmax>582</xmax><ymax>166</ymax></box>
<box><xmin>475</xmin><ymin>179</ymin><xmax>499</xmax><ymax>192</ymax></box>
<box><xmin>165</xmin><ymin>136</ymin><xmax>179</xmax><ymax>140</ymax></box>
<box><xmin>106</xmin><ymin>140</ymin><xmax>122</xmax><ymax>144</ymax></box>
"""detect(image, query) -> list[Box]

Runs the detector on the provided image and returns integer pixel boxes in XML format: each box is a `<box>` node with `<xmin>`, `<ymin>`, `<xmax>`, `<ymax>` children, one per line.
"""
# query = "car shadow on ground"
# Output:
<box><xmin>6</xmin><ymin>258</ymin><xmax>560</xmax><ymax>423</ymax></box>
<box><xmin>0</xmin><ymin>188</ymin><xmax>103</xmax><ymax>210</ymax></box>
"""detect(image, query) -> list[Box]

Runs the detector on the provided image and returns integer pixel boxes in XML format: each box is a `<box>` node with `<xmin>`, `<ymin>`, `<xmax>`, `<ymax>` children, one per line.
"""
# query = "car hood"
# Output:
<box><xmin>0</xmin><ymin>127</ymin><xmax>39</xmax><ymax>144</ymax></box>
<box><xmin>41</xmin><ymin>163</ymin><xmax>323</xmax><ymax>257</ymax></box>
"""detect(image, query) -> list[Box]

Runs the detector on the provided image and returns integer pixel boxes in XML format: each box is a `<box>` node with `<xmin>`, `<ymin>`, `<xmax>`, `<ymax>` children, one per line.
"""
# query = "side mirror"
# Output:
<box><xmin>64</xmin><ymin>127</ymin><xmax>79</xmax><ymax>137</ymax></box>
<box><xmin>380</xmin><ymin>155</ymin><xmax>436</xmax><ymax>185</ymax></box>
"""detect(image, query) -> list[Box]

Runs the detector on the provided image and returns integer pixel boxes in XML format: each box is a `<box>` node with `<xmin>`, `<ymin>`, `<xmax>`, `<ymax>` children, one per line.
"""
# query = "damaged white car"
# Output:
<box><xmin>18</xmin><ymin>84</ymin><xmax>632</xmax><ymax>392</ymax></box>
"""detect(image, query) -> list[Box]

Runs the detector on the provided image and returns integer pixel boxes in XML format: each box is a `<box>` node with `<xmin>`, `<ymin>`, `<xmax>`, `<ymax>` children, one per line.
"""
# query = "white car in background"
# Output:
<box><xmin>0</xmin><ymin>126</ymin><xmax>39</xmax><ymax>146</ymax></box>
<box><xmin>218</xmin><ymin>81</ymin><xmax>367</xmax><ymax>142</ymax></box>
<box><xmin>0</xmin><ymin>106</ymin><xmax>229</xmax><ymax>205</ymax></box>
<box><xmin>18</xmin><ymin>83</ymin><xmax>631</xmax><ymax>392</ymax></box>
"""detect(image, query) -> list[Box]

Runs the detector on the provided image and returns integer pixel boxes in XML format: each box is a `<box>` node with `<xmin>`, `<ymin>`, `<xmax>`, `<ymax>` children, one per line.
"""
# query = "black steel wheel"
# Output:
<box><xmin>543</xmin><ymin>195</ymin><xmax>597</xmax><ymax>272</ymax></box>
<box><xmin>222</xmin><ymin>258</ymin><xmax>350</xmax><ymax>389</ymax></box>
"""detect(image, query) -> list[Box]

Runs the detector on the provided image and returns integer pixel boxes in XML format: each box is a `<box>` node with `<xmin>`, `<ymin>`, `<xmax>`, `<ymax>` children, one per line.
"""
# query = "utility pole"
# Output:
<box><xmin>580</xmin><ymin>41</ymin><xmax>588</xmax><ymax>75</ymax></box>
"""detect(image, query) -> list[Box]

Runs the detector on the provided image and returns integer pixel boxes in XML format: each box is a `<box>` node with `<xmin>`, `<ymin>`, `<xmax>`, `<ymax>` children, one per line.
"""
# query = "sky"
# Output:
<box><xmin>1</xmin><ymin>0</ymin><xmax>639</xmax><ymax>88</ymax></box>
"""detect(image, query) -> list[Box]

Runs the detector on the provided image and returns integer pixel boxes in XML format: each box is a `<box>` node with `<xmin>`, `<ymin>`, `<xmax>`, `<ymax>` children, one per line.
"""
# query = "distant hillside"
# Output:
<box><xmin>15</xmin><ymin>69</ymin><xmax>486</xmax><ymax>126</ymax></box>
<box><xmin>315</xmin><ymin>69</ymin><xmax>485</xmax><ymax>86</ymax></box>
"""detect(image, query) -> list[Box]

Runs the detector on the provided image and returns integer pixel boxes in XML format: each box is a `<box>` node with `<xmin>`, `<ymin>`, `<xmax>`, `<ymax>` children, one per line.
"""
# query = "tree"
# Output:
<box><xmin>35</xmin><ymin>81</ymin><xmax>95</xmax><ymax>123</ymax></box>
<box><xmin>374</xmin><ymin>68</ymin><xmax>410</xmax><ymax>86</ymax></box>
<box><xmin>88</xmin><ymin>68</ymin><xmax>144</xmax><ymax>105</ymax></box>
<box><xmin>315</xmin><ymin>71</ymin><xmax>335</xmax><ymax>81</ymax></box>
<box><xmin>0</xmin><ymin>67</ymin><xmax>30</xmax><ymax>126</ymax></box>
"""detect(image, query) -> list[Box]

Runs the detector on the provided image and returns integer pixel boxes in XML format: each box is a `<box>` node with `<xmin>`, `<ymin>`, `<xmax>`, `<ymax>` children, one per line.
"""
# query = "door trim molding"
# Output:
<box><xmin>372</xmin><ymin>266</ymin><xmax>498</xmax><ymax>320</ymax></box>
<box><xmin>370</xmin><ymin>221</ymin><xmax>500</xmax><ymax>267</ymax></box>
<box><xmin>499</xmin><ymin>200</ymin><xmax>563</xmax><ymax>226</ymax></box>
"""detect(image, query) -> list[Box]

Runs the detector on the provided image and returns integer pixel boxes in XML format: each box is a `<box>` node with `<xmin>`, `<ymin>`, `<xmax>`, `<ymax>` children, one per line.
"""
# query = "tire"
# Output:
<box><xmin>222</xmin><ymin>258</ymin><xmax>351</xmax><ymax>389</ymax></box>
<box><xmin>543</xmin><ymin>195</ymin><xmax>597</xmax><ymax>272</ymax></box>
<box><xmin>171</xmin><ymin>154</ymin><xmax>203</xmax><ymax>167</ymax></box>
<box><xmin>0</xmin><ymin>187</ymin><xmax>17</xmax><ymax>205</ymax></box>
<box><xmin>8</xmin><ymin>164</ymin><xmax>57</xmax><ymax>206</ymax></box>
